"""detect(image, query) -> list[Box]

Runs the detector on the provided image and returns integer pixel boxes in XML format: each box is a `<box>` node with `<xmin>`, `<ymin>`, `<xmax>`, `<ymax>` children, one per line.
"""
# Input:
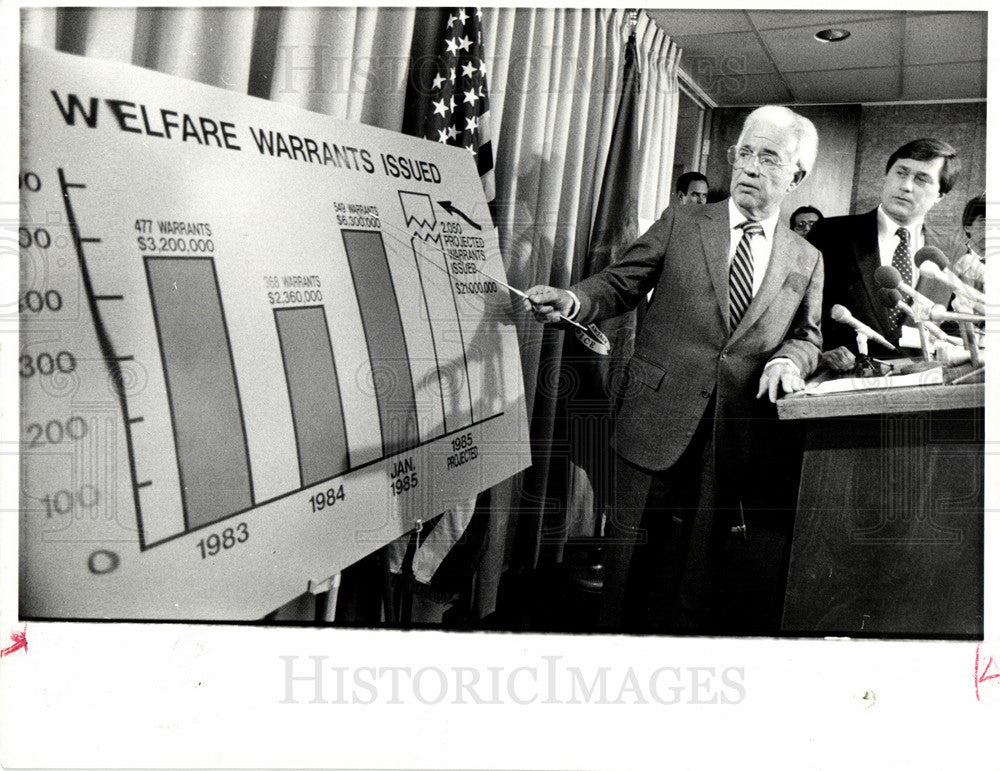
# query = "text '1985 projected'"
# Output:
<box><xmin>18</xmin><ymin>46</ymin><xmax>530</xmax><ymax>620</ymax></box>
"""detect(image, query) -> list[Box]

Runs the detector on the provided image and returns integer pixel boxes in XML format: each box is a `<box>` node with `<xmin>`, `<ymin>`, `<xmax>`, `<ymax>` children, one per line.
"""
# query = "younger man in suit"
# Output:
<box><xmin>808</xmin><ymin>138</ymin><xmax>960</xmax><ymax>358</ymax></box>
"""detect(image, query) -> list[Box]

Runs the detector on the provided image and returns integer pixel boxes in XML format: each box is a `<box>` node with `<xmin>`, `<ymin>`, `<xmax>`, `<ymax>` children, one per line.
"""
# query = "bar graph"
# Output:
<box><xmin>145</xmin><ymin>257</ymin><xmax>253</xmax><ymax>530</ymax></box>
<box><xmin>341</xmin><ymin>229</ymin><xmax>420</xmax><ymax>456</ymax></box>
<box><xmin>19</xmin><ymin>44</ymin><xmax>530</xmax><ymax>619</ymax></box>
<box><xmin>274</xmin><ymin>305</ymin><xmax>350</xmax><ymax>488</ymax></box>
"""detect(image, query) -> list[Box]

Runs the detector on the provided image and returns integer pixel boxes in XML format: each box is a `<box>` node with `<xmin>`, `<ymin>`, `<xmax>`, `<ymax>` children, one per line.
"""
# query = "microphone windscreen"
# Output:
<box><xmin>874</xmin><ymin>264</ymin><xmax>902</xmax><ymax>288</ymax></box>
<box><xmin>829</xmin><ymin>304</ymin><xmax>850</xmax><ymax>322</ymax></box>
<box><xmin>913</xmin><ymin>245</ymin><xmax>949</xmax><ymax>269</ymax></box>
<box><xmin>877</xmin><ymin>287</ymin><xmax>897</xmax><ymax>308</ymax></box>
<box><xmin>918</xmin><ymin>261</ymin><xmax>943</xmax><ymax>280</ymax></box>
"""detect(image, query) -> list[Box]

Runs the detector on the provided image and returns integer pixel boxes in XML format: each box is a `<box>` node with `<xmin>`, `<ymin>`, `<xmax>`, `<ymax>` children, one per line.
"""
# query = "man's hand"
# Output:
<box><xmin>757</xmin><ymin>361</ymin><xmax>805</xmax><ymax>403</ymax></box>
<box><xmin>819</xmin><ymin>346</ymin><xmax>856</xmax><ymax>372</ymax></box>
<box><xmin>523</xmin><ymin>285</ymin><xmax>574</xmax><ymax>323</ymax></box>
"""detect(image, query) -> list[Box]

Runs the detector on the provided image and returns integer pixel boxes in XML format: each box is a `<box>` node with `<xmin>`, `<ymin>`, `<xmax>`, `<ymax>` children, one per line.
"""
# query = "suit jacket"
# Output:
<box><xmin>808</xmin><ymin>208</ymin><xmax>950</xmax><ymax>354</ymax></box>
<box><xmin>572</xmin><ymin>200</ymin><xmax>823</xmax><ymax>475</ymax></box>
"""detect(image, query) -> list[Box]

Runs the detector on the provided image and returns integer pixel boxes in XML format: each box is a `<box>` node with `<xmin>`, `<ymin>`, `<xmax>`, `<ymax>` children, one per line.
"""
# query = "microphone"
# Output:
<box><xmin>876</xmin><ymin>288</ymin><xmax>959</xmax><ymax>344</ymax></box>
<box><xmin>830</xmin><ymin>304</ymin><xmax>897</xmax><ymax>351</ymax></box>
<box><xmin>873</xmin><ymin>265</ymin><xmax>935</xmax><ymax>316</ymax></box>
<box><xmin>917</xmin><ymin>261</ymin><xmax>986</xmax><ymax>314</ymax></box>
<box><xmin>927</xmin><ymin>305</ymin><xmax>987</xmax><ymax>324</ymax></box>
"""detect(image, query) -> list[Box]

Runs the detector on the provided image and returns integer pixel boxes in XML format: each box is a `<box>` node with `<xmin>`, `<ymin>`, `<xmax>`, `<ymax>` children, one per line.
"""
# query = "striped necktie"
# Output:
<box><xmin>730</xmin><ymin>221</ymin><xmax>763</xmax><ymax>333</ymax></box>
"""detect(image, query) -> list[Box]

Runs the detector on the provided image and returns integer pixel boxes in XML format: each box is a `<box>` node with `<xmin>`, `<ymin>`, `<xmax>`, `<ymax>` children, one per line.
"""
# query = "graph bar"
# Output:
<box><xmin>341</xmin><ymin>229</ymin><xmax>420</xmax><ymax>456</ymax></box>
<box><xmin>274</xmin><ymin>305</ymin><xmax>350</xmax><ymax>487</ymax></box>
<box><xmin>145</xmin><ymin>257</ymin><xmax>253</xmax><ymax>529</ymax></box>
<box><xmin>411</xmin><ymin>235</ymin><xmax>473</xmax><ymax>431</ymax></box>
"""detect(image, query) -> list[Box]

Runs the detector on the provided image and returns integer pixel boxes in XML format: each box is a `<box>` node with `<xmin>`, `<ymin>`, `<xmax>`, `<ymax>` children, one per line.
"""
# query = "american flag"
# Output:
<box><xmin>423</xmin><ymin>7</ymin><xmax>495</xmax><ymax>201</ymax></box>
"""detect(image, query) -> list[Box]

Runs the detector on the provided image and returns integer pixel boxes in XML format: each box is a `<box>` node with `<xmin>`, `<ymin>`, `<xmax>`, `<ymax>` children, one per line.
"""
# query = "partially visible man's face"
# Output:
<box><xmin>792</xmin><ymin>212</ymin><xmax>819</xmax><ymax>236</ymax></box>
<box><xmin>880</xmin><ymin>156</ymin><xmax>944</xmax><ymax>226</ymax></box>
<box><xmin>679</xmin><ymin>180</ymin><xmax>708</xmax><ymax>205</ymax></box>
<box><xmin>968</xmin><ymin>214</ymin><xmax>986</xmax><ymax>255</ymax></box>
<box><xmin>729</xmin><ymin>118</ymin><xmax>802</xmax><ymax>220</ymax></box>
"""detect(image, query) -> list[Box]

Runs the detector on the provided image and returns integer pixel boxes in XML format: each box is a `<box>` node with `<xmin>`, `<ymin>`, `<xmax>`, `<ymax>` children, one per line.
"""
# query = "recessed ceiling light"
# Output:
<box><xmin>815</xmin><ymin>28</ymin><xmax>851</xmax><ymax>42</ymax></box>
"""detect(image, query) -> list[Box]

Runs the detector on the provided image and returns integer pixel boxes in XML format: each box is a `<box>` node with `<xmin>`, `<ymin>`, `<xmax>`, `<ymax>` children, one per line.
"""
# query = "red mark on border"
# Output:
<box><xmin>0</xmin><ymin>625</ymin><xmax>28</xmax><ymax>658</ymax></box>
<box><xmin>975</xmin><ymin>644</ymin><xmax>999</xmax><ymax>701</ymax></box>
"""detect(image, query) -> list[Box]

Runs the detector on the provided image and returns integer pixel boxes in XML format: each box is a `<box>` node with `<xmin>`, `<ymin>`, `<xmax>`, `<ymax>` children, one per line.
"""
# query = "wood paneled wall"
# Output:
<box><xmin>705</xmin><ymin>102</ymin><xmax>985</xmax><ymax>245</ymax></box>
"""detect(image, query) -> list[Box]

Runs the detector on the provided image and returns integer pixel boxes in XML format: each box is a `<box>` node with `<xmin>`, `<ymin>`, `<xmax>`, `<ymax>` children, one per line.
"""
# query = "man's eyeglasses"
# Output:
<box><xmin>727</xmin><ymin>145</ymin><xmax>795</xmax><ymax>173</ymax></box>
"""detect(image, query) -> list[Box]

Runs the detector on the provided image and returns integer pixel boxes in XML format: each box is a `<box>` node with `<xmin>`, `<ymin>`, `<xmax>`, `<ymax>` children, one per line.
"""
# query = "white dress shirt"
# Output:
<box><xmin>727</xmin><ymin>197</ymin><xmax>780</xmax><ymax>297</ymax></box>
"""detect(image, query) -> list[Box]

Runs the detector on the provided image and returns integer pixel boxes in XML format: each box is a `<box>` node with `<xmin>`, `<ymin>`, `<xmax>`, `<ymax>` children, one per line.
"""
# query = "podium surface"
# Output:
<box><xmin>778</xmin><ymin>370</ymin><xmax>984</xmax><ymax>637</ymax></box>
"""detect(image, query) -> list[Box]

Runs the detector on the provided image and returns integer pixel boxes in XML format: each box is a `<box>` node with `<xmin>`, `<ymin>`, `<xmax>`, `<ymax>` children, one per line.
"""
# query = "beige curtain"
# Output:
<box><xmin>21</xmin><ymin>7</ymin><xmax>415</xmax><ymax>128</ymax></box>
<box><xmin>19</xmin><ymin>6</ymin><xmax>681</xmax><ymax>620</ymax></box>
<box><xmin>473</xmin><ymin>8</ymin><xmax>681</xmax><ymax>613</ymax></box>
<box><xmin>634</xmin><ymin>11</ymin><xmax>683</xmax><ymax>224</ymax></box>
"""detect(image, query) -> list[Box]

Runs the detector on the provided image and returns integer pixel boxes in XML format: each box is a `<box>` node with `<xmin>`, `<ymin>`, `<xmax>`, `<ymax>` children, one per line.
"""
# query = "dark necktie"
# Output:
<box><xmin>730</xmin><ymin>221</ymin><xmax>762</xmax><ymax>333</ymax></box>
<box><xmin>887</xmin><ymin>226</ymin><xmax>912</xmax><ymax>331</ymax></box>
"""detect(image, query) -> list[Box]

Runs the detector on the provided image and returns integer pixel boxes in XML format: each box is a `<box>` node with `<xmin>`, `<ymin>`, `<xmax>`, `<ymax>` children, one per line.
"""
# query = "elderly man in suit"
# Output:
<box><xmin>525</xmin><ymin>105</ymin><xmax>823</xmax><ymax>632</ymax></box>
<box><xmin>808</xmin><ymin>138</ymin><xmax>960</xmax><ymax>359</ymax></box>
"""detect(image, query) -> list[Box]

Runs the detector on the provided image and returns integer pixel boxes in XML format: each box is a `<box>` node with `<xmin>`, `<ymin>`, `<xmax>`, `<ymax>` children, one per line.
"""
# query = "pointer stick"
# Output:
<box><xmin>380</xmin><ymin>217</ymin><xmax>610</xmax><ymax>352</ymax></box>
<box><xmin>480</xmin><ymin>271</ymin><xmax>593</xmax><ymax>334</ymax></box>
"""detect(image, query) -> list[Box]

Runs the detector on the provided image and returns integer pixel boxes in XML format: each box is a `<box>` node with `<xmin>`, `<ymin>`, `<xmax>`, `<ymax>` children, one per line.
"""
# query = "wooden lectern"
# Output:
<box><xmin>777</xmin><ymin>370</ymin><xmax>984</xmax><ymax>638</ymax></box>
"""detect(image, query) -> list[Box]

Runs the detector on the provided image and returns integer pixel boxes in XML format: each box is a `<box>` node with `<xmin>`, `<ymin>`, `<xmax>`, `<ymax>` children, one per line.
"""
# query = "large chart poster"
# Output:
<box><xmin>17</xmin><ymin>46</ymin><xmax>530</xmax><ymax>620</ymax></box>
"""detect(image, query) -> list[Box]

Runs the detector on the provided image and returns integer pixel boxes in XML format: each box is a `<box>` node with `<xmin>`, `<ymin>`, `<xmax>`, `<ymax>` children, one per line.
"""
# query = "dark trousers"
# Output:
<box><xmin>598</xmin><ymin>406</ymin><xmax>730</xmax><ymax>633</ymax></box>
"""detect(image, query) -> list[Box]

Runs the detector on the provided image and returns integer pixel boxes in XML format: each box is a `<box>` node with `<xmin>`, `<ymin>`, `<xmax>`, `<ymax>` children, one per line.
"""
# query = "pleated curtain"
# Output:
<box><xmin>19</xmin><ymin>6</ymin><xmax>681</xmax><ymax>619</ymax></box>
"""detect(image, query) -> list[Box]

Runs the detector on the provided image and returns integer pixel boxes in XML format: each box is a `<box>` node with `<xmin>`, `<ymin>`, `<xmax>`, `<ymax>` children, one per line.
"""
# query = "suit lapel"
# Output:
<box><xmin>854</xmin><ymin>209</ymin><xmax>895</xmax><ymax>337</ymax></box>
<box><xmin>730</xmin><ymin>223</ymin><xmax>797</xmax><ymax>342</ymax></box>
<box><xmin>699</xmin><ymin>202</ymin><xmax>731</xmax><ymax>324</ymax></box>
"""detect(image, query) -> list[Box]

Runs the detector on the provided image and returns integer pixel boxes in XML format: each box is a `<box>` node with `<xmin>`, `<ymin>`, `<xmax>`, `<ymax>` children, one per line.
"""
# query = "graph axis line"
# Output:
<box><xmin>57</xmin><ymin>167</ymin><xmax>149</xmax><ymax>552</ymax></box>
<box><xmin>141</xmin><ymin>410</ymin><xmax>507</xmax><ymax>550</ymax></box>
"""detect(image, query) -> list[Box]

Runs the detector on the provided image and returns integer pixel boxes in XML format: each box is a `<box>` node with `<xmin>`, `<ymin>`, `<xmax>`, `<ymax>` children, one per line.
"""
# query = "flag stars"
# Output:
<box><xmin>457</xmin><ymin>35</ymin><xmax>473</xmax><ymax>52</ymax></box>
<box><xmin>446</xmin><ymin>37</ymin><xmax>460</xmax><ymax>55</ymax></box>
<box><xmin>437</xmin><ymin>128</ymin><xmax>450</xmax><ymax>143</ymax></box>
<box><xmin>457</xmin><ymin>8</ymin><xmax>469</xmax><ymax>24</ymax></box>
<box><xmin>465</xmin><ymin>115</ymin><xmax>479</xmax><ymax>132</ymax></box>
<box><xmin>432</xmin><ymin>98</ymin><xmax>449</xmax><ymax>117</ymax></box>
<box><xmin>462</xmin><ymin>61</ymin><xmax>477</xmax><ymax>79</ymax></box>
<box><xmin>464</xmin><ymin>89</ymin><xmax>479</xmax><ymax>106</ymax></box>
<box><xmin>447</xmin><ymin>125</ymin><xmax>460</xmax><ymax>141</ymax></box>
<box><xmin>432</xmin><ymin>72</ymin><xmax>446</xmax><ymax>90</ymax></box>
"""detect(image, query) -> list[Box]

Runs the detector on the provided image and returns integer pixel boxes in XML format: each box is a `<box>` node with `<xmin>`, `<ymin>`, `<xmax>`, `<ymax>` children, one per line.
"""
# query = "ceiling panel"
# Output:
<box><xmin>902</xmin><ymin>62</ymin><xmax>986</xmax><ymax>101</ymax></box>
<box><xmin>645</xmin><ymin>9</ymin><xmax>986</xmax><ymax>106</ymax></box>
<box><xmin>760</xmin><ymin>18</ymin><xmax>903</xmax><ymax>72</ymax></box>
<box><xmin>706</xmin><ymin>73</ymin><xmax>793</xmax><ymax>106</ymax></box>
<box><xmin>904</xmin><ymin>13</ymin><xmax>986</xmax><ymax>65</ymax></box>
<box><xmin>673</xmin><ymin>31</ymin><xmax>777</xmax><ymax>76</ymax></box>
<box><xmin>785</xmin><ymin>67</ymin><xmax>901</xmax><ymax>104</ymax></box>
<box><xmin>747</xmin><ymin>11</ymin><xmax>897</xmax><ymax>31</ymax></box>
<box><xmin>643</xmin><ymin>10</ymin><xmax>752</xmax><ymax>36</ymax></box>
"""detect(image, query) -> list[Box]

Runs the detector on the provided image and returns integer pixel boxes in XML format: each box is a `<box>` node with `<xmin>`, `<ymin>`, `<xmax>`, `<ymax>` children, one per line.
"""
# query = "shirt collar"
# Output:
<box><xmin>877</xmin><ymin>205</ymin><xmax>923</xmax><ymax>242</ymax></box>
<box><xmin>728</xmin><ymin>197</ymin><xmax>779</xmax><ymax>240</ymax></box>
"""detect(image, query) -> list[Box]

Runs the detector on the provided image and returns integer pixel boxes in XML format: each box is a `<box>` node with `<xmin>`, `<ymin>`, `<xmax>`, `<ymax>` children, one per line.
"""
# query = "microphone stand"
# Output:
<box><xmin>959</xmin><ymin>321</ymin><xmax>982</xmax><ymax>369</ymax></box>
<box><xmin>853</xmin><ymin>332</ymin><xmax>892</xmax><ymax>377</ymax></box>
<box><xmin>915</xmin><ymin>321</ymin><xmax>932</xmax><ymax>362</ymax></box>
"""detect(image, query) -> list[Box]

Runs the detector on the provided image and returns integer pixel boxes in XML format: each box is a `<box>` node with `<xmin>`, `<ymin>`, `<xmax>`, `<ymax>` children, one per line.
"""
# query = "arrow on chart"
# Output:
<box><xmin>438</xmin><ymin>201</ymin><xmax>482</xmax><ymax>231</ymax></box>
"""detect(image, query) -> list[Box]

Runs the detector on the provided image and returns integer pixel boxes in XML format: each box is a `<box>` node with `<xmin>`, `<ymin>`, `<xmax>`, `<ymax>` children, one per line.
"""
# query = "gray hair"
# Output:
<box><xmin>739</xmin><ymin>105</ymin><xmax>819</xmax><ymax>177</ymax></box>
